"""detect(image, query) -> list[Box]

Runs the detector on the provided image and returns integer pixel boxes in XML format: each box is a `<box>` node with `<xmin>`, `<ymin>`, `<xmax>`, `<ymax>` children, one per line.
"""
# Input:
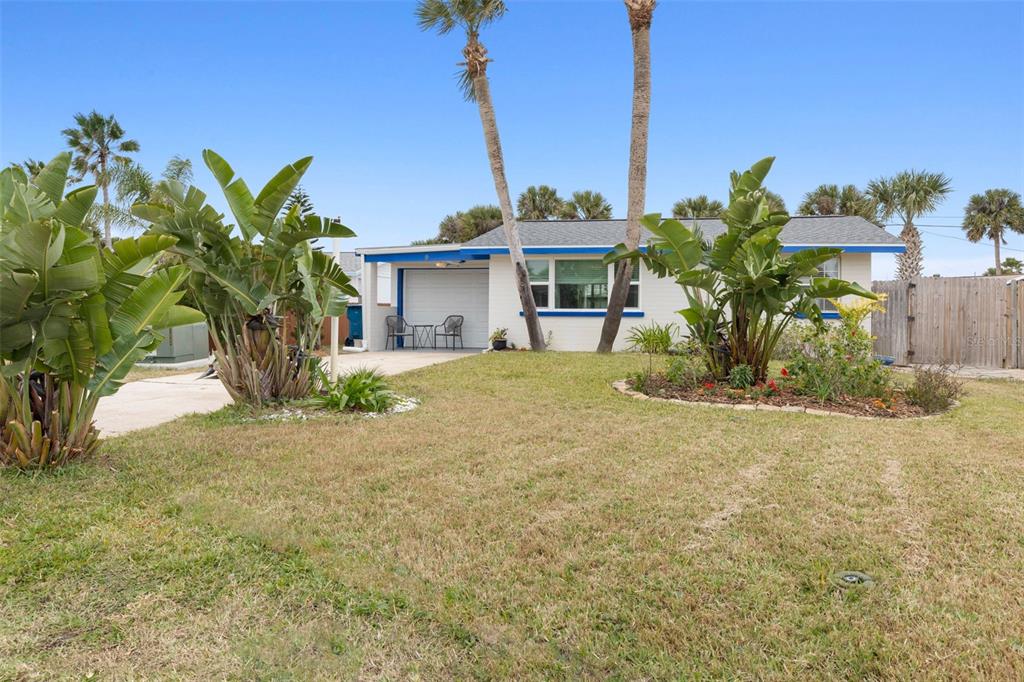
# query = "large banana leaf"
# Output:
<box><xmin>108</xmin><ymin>265</ymin><xmax>189</xmax><ymax>338</ymax></box>
<box><xmin>88</xmin><ymin>331</ymin><xmax>163</xmax><ymax>398</ymax></box>
<box><xmin>103</xmin><ymin>234</ymin><xmax>179</xmax><ymax>278</ymax></box>
<box><xmin>53</xmin><ymin>186</ymin><xmax>98</xmax><ymax>228</ymax></box>
<box><xmin>252</xmin><ymin>156</ymin><xmax>312</xmax><ymax>236</ymax></box>
<box><xmin>32</xmin><ymin>153</ymin><xmax>72</xmax><ymax>207</ymax></box>
<box><xmin>202</xmin><ymin>150</ymin><xmax>257</xmax><ymax>241</ymax></box>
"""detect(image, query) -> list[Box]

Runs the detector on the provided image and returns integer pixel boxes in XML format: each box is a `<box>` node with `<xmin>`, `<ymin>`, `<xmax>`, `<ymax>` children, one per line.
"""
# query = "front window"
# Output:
<box><xmin>816</xmin><ymin>257</ymin><xmax>839</xmax><ymax>312</ymax></box>
<box><xmin>555</xmin><ymin>260</ymin><xmax>608</xmax><ymax>309</ymax></box>
<box><xmin>625</xmin><ymin>264</ymin><xmax>639</xmax><ymax>308</ymax></box>
<box><xmin>526</xmin><ymin>259</ymin><xmax>549</xmax><ymax>308</ymax></box>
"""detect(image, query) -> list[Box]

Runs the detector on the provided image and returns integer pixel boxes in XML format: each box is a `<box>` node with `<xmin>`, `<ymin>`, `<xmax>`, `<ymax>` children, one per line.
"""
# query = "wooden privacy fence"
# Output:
<box><xmin>872</xmin><ymin>276</ymin><xmax>1024</xmax><ymax>368</ymax></box>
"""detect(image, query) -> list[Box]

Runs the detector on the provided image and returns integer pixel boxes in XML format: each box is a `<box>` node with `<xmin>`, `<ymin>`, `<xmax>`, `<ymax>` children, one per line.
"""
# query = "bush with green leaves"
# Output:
<box><xmin>309</xmin><ymin>366</ymin><xmax>396</xmax><ymax>413</ymax></box>
<box><xmin>904</xmin><ymin>364</ymin><xmax>963</xmax><ymax>414</ymax></box>
<box><xmin>665</xmin><ymin>353</ymin><xmax>708</xmax><ymax>389</ymax></box>
<box><xmin>1</xmin><ymin>153</ymin><xmax>202</xmax><ymax>468</ymax></box>
<box><xmin>786</xmin><ymin>298</ymin><xmax>893</xmax><ymax>402</ymax></box>
<box><xmin>626</xmin><ymin>321</ymin><xmax>677</xmax><ymax>378</ymax></box>
<box><xmin>728</xmin><ymin>364</ymin><xmax>755</xmax><ymax>389</ymax></box>
<box><xmin>607</xmin><ymin>157</ymin><xmax>876</xmax><ymax>382</ymax></box>
<box><xmin>133</xmin><ymin>151</ymin><xmax>358</xmax><ymax>407</ymax></box>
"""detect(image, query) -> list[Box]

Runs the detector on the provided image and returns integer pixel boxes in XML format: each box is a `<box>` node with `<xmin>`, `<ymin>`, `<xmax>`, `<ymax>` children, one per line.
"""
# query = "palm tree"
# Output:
<box><xmin>672</xmin><ymin>194</ymin><xmax>724</xmax><ymax>219</ymax></box>
<box><xmin>516</xmin><ymin>184</ymin><xmax>564</xmax><ymax>220</ymax></box>
<box><xmin>962</xmin><ymin>189</ymin><xmax>1024</xmax><ymax>275</ymax></box>
<box><xmin>7</xmin><ymin>158</ymin><xmax>46</xmax><ymax>178</ymax></box>
<box><xmin>763</xmin><ymin>190</ymin><xmax>787</xmax><ymax>214</ymax></box>
<box><xmin>62</xmin><ymin>110</ymin><xmax>140</xmax><ymax>248</ymax></box>
<box><xmin>436</xmin><ymin>204</ymin><xmax>503</xmax><ymax>242</ymax></box>
<box><xmin>798</xmin><ymin>183</ymin><xmax>879</xmax><ymax>223</ymax></box>
<box><xmin>417</xmin><ymin>0</ymin><xmax>545</xmax><ymax>350</ymax></box>
<box><xmin>561</xmin><ymin>190</ymin><xmax>613</xmax><ymax>220</ymax></box>
<box><xmin>109</xmin><ymin>156</ymin><xmax>194</xmax><ymax>231</ymax></box>
<box><xmin>867</xmin><ymin>170</ymin><xmax>952</xmax><ymax>280</ymax></box>
<box><xmin>598</xmin><ymin>0</ymin><xmax>656</xmax><ymax>353</ymax></box>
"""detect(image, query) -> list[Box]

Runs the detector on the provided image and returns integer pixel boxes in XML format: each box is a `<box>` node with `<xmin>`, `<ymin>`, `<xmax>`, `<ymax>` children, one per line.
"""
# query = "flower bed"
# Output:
<box><xmin>623</xmin><ymin>374</ymin><xmax>928</xmax><ymax>418</ymax></box>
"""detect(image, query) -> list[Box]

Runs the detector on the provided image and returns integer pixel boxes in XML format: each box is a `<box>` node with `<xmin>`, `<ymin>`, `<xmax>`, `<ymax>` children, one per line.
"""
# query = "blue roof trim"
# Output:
<box><xmin>781</xmin><ymin>245</ymin><xmax>905</xmax><ymax>254</ymax></box>
<box><xmin>796</xmin><ymin>311</ymin><xmax>841</xmax><ymax>320</ymax></box>
<box><xmin>364</xmin><ymin>250</ymin><xmax>489</xmax><ymax>263</ymax></box>
<box><xmin>364</xmin><ymin>243</ymin><xmax>903</xmax><ymax>262</ymax></box>
<box><xmin>518</xmin><ymin>310</ymin><xmax>645</xmax><ymax>318</ymax></box>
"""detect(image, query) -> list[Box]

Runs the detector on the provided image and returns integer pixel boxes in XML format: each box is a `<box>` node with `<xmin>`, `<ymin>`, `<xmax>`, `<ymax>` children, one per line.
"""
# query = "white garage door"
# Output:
<box><xmin>403</xmin><ymin>268</ymin><xmax>489</xmax><ymax>348</ymax></box>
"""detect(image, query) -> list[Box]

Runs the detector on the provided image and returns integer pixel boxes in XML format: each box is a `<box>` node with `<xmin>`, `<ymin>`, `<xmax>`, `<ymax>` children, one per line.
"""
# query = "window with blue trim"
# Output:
<box><xmin>814</xmin><ymin>257</ymin><xmax>839</xmax><ymax>312</ymax></box>
<box><xmin>525</xmin><ymin>258</ymin><xmax>640</xmax><ymax>310</ymax></box>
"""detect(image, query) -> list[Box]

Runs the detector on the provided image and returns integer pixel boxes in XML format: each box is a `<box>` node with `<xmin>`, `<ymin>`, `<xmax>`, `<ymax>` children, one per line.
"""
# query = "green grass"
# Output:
<box><xmin>3</xmin><ymin>352</ymin><xmax>1023</xmax><ymax>679</ymax></box>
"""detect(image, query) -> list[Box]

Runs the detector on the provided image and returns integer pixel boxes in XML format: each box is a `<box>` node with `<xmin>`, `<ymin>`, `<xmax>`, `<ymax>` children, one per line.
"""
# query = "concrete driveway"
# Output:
<box><xmin>95</xmin><ymin>350</ymin><xmax>475</xmax><ymax>437</ymax></box>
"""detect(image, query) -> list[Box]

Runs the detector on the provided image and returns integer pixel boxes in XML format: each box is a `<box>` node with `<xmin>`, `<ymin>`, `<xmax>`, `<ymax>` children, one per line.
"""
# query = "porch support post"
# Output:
<box><xmin>362</xmin><ymin>258</ymin><xmax>384</xmax><ymax>351</ymax></box>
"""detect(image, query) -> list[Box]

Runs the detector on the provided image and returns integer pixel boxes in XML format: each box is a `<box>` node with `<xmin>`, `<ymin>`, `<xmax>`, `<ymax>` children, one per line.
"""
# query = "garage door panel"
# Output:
<box><xmin>404</xmin><ymin>269</ymin><xmax>489</xmax><ymax>347</ymax></box>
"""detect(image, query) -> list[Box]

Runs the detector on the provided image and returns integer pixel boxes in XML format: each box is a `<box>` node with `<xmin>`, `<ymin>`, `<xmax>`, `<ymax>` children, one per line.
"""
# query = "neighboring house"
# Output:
<box><xmin>355</xmin><ymin>217</ymin><xmax>905</xmax><ymax>351</ymax></box>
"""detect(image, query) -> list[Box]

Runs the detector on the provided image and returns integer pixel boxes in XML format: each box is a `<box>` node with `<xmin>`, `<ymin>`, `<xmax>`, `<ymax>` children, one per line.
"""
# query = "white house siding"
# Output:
<box><xmin>488</xmin><ymin>252</ymin><xmax>873</xmax><ymax>351</ymax></box>
<box><xmin>488</xmin><ymin>255</ymin><xmax>687</xmax><ymax>351</ymax></box>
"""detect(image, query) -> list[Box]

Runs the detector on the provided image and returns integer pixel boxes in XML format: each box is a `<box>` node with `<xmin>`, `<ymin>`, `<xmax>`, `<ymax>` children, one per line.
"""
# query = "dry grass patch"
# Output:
<box><xmin>2</xmin><ymin>352</ymin><xmax>1023</xmax><ymax>679</ymax></box>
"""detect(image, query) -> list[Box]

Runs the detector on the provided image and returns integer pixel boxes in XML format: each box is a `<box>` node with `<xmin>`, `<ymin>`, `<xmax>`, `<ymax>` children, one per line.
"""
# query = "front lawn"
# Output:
<box><xmin>2</xmin><ymin>352</ymin><xmax>1023</xmax><ymax>679</ymax></box>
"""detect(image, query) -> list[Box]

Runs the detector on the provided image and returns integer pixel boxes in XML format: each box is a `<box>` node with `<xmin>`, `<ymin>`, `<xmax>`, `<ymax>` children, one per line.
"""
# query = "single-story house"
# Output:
<box><xmin>355</xmin><ymin>216</ymin><xmax>904</xmax><ymax>351</ymax></box>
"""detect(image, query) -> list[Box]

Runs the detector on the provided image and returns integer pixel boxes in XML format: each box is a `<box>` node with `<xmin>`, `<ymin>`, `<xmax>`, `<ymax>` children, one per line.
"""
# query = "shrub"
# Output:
<box><xmin>136</xmin><ymin>151</ymin><xmax>358</xmax><ymax>407</ymax></box>
<box><xmin>787</xmin><ymin>297</ymin><xmax>892</xmax><ymax>401</ymax></box>
<box><xmin>772</xmin><ymin>319</ymin><xmax>811</xmax><ymax>360</ymax></box>
<box><xmin>665</xmin><ymin>353</ymin><xmax>708</xmax><ymax>389</ymax></box>
<box><xmin>1</xmin><ymin>154</ymin><xmax>202</xmax><ymax>469</ymax></box>
<box><xmin>626</xmin><ymin>322</ymin><xmax>677</xmax><ymax>356</ymax></box>
<box><xmin>627</xmin><ymin>321</ymin><xmax>678</xmax><ymax>377</ymax></box>
<box><xmin>310</xmin><ymin>367</ymin><xmax>396</xmax><ymax>412</ymax></box>
<box><xmin>606</xmin><ymin>157</ymin><xmax>876</xmax><ymax>382</ymax></box>
<box><xmin>904</xmin><ymin>365</ymin><xmax>963</xmax><ymax>414</ymax></box>
<box><xmin>728</xmin><ymin>364</ymin><xmax>755</xmax><ymax>389</ymax></box>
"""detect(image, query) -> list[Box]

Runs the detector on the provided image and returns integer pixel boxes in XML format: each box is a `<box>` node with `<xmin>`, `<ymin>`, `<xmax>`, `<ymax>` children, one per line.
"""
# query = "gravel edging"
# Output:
<box><xmin>611</xmin><ymin>380</ymin><xmax>958</xmax><ymax>421</ymax></box>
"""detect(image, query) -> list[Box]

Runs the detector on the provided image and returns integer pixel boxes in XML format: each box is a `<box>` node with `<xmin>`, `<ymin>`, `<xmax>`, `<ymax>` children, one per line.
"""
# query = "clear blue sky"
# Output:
<box><xmin>3</xmin><ymin>1</ymin><xmax>1022</xmax><ymax>277</ymax></box>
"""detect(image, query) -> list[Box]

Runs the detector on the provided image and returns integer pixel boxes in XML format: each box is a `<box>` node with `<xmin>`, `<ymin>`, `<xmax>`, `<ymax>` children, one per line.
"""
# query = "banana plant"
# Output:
<box><xmin>0</xmin><ymin>153</ymin><xmax>203</xmax><ymax>468</ymax></box>
<box><xmin>132</xmin><ymin>151</ymin><xmax>357</xmax><ymax>406</ymax></box>
<box><xmin>606</xmin><ymin>157</ymin><xmax>877</xmax><ymax>381</ymax></box>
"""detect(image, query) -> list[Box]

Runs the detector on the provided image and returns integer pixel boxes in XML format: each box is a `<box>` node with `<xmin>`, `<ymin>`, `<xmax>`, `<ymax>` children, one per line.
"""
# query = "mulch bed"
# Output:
<box><xmin>636</xmin><ymin>374</ymin><xmax>928</xmax><ymax>419</ymax></box>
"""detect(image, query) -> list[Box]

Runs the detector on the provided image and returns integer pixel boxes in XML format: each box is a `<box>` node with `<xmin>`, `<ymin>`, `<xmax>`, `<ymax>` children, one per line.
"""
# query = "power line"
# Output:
<box><xmin>917</xmin><ymin>228</ymin><xmax>1024</xmax><ymax>253</ymax></box>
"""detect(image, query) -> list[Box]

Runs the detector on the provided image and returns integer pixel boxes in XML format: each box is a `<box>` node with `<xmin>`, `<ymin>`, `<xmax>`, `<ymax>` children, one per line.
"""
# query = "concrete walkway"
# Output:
<box><xmin>895</xmin><ymin>364</ymin><xmax>1024</xmax><ymax>381</ymax></box>
<box><xmin>95</xmin><ymin>350</ymin><xmax>475</xmax><ymax>437</ymax></box>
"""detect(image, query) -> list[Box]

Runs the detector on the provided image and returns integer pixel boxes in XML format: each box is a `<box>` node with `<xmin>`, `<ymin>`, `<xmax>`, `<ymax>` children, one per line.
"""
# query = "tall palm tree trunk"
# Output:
<box><xmin>468</xmin><ymin>42</ymin><xmax>545</xmax><ymax>351</ymax></box>
<box><xmin>993</xmin><ymin>233</ymin><xmax>1002</xmax><ymax>275</ymax></box>
<box><xmin>598</xmin><ymin>0</ymin><xmax>655</xmax><ymax>353</ymax></box>
<box><xmin>99</xmin><ymin>155</ymin><xmax>112</xmax><ymax>249</ymax></box>
<box><xmin>896</xmin><ymin>221</ymin><xmax>923</xmax><ymax>280</ymax></box>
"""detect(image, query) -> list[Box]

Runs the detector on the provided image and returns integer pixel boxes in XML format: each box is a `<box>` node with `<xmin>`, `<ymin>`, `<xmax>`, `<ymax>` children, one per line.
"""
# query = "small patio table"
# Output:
<box><xmin>411</xmin><ymin>324</ymin><xmax>435</xmax><ymax>349</ymax></box>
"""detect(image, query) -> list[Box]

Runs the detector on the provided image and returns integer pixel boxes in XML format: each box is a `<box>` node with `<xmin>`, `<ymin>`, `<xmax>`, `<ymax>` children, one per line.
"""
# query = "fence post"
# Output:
<box><xmin>906</xmin><ymin>280</ymin><xmax>916</xmax><ymax>364</ymax></box>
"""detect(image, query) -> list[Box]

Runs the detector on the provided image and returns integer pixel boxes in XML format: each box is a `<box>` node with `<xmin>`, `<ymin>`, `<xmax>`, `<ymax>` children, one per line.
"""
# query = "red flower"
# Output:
<box><xmin>703</xmin><ymin>382</ymin><xmax>716</xmax><ymax>390</ymax></box>
<box><xmin>767</xmin><ymin>379</ymin><xmax>779</xmax><ymax>393</ymax></box>
<box><xmin>780</xmin><ymin>367</ymin><xmax>789</xmax><ymax>377</ymax></box>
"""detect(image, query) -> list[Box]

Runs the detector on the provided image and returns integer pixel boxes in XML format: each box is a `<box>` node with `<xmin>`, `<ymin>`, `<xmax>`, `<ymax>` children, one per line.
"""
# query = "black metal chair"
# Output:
<box><xmin>434</xmin><ymin>315</ymin><xmax>465</xmax><ymax>350</ymax></box>
<box><xmin>385</xmin><ymin>315</ymin><xmax>415</xmax><ymax>350</ymax></box>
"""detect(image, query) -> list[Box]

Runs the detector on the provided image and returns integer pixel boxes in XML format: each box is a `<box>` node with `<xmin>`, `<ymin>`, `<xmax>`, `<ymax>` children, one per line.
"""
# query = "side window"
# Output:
<box><xmin>526</xmin><ymin>259</ymin><xmax>550</xmax><ymax>308</ymax></box>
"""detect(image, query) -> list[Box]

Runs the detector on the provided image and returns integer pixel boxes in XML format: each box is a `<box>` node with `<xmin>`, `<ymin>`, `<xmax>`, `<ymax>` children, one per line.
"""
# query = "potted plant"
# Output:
<box><xmin>489</xmin><ymin>328</ymin><xmax>508</xmax><ymax>351</ymax></box>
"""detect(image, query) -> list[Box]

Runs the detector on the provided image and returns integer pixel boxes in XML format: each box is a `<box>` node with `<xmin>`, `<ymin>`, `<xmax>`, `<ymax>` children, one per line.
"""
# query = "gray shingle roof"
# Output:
<box><xmin>338</xmin><ymin>251</ymin><xmax>361</xmax><ymax>273</ymax></box>
<box><xmin>462</xmin><ymin>216</ymin><xmax>903</xmax><ymax>248</ymax></box>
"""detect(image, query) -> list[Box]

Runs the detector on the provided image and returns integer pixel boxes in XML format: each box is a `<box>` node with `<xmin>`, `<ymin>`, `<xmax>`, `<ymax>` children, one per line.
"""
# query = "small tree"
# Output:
<box><xmin>606</xmin><ymin>157</ymin><xmax>876</xmax><ymax>382</ymax></box>
<box><xmin>672</xmin><ymin>194</ymin><xmax>724</xmax><ymax>219</ymax></box>
<box><xmin>516</xmin><ymin>185</ymin><xmax>564</xmax><ymax>220</ymax></box>
<box><xmin>798</xmin><ymin>183</ymin><xmax>879</xmax><ymax>223</ymax></box>
<box><xmin>62</xmin><ymin>110</ymin><xmax>140</xmax><ymax>249</ymax></box>
<box><xmin>962</xmin><ymin>189</ymin><xmax>1024</xmax><ymax>275</ymax></box>
<box><xmin>867</xmin><ymin>170</ymin><xmax>952</xmax><ymax>280</ymax></box>
<box><xmin>561</xmin><ymin>190</ymin><xmax>613</xmax><ymax>220</ymax></box>
<box><xmin>133</xmin><ymin>151</ymin><xmax>358</xmax><ymax>406</ymax></box>
<box><xmin>1</xmin><ymin>154</ymin><xmax>202</xmax><ymax>468</ymax></box>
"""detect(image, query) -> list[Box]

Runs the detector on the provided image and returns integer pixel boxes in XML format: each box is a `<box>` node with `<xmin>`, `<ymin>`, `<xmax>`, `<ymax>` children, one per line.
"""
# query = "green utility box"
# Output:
<box><xmin>142</xmin><ymin>322</ymin><xmax>210</xmax><ymax>364</ymax></box>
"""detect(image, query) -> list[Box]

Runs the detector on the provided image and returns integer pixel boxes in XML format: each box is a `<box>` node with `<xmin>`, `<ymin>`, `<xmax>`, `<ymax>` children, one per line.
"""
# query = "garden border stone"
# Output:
<box><xmin>611</xmin><ymin>380</ymin><xmax>959</xmax><ymax>421</ymax></box>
